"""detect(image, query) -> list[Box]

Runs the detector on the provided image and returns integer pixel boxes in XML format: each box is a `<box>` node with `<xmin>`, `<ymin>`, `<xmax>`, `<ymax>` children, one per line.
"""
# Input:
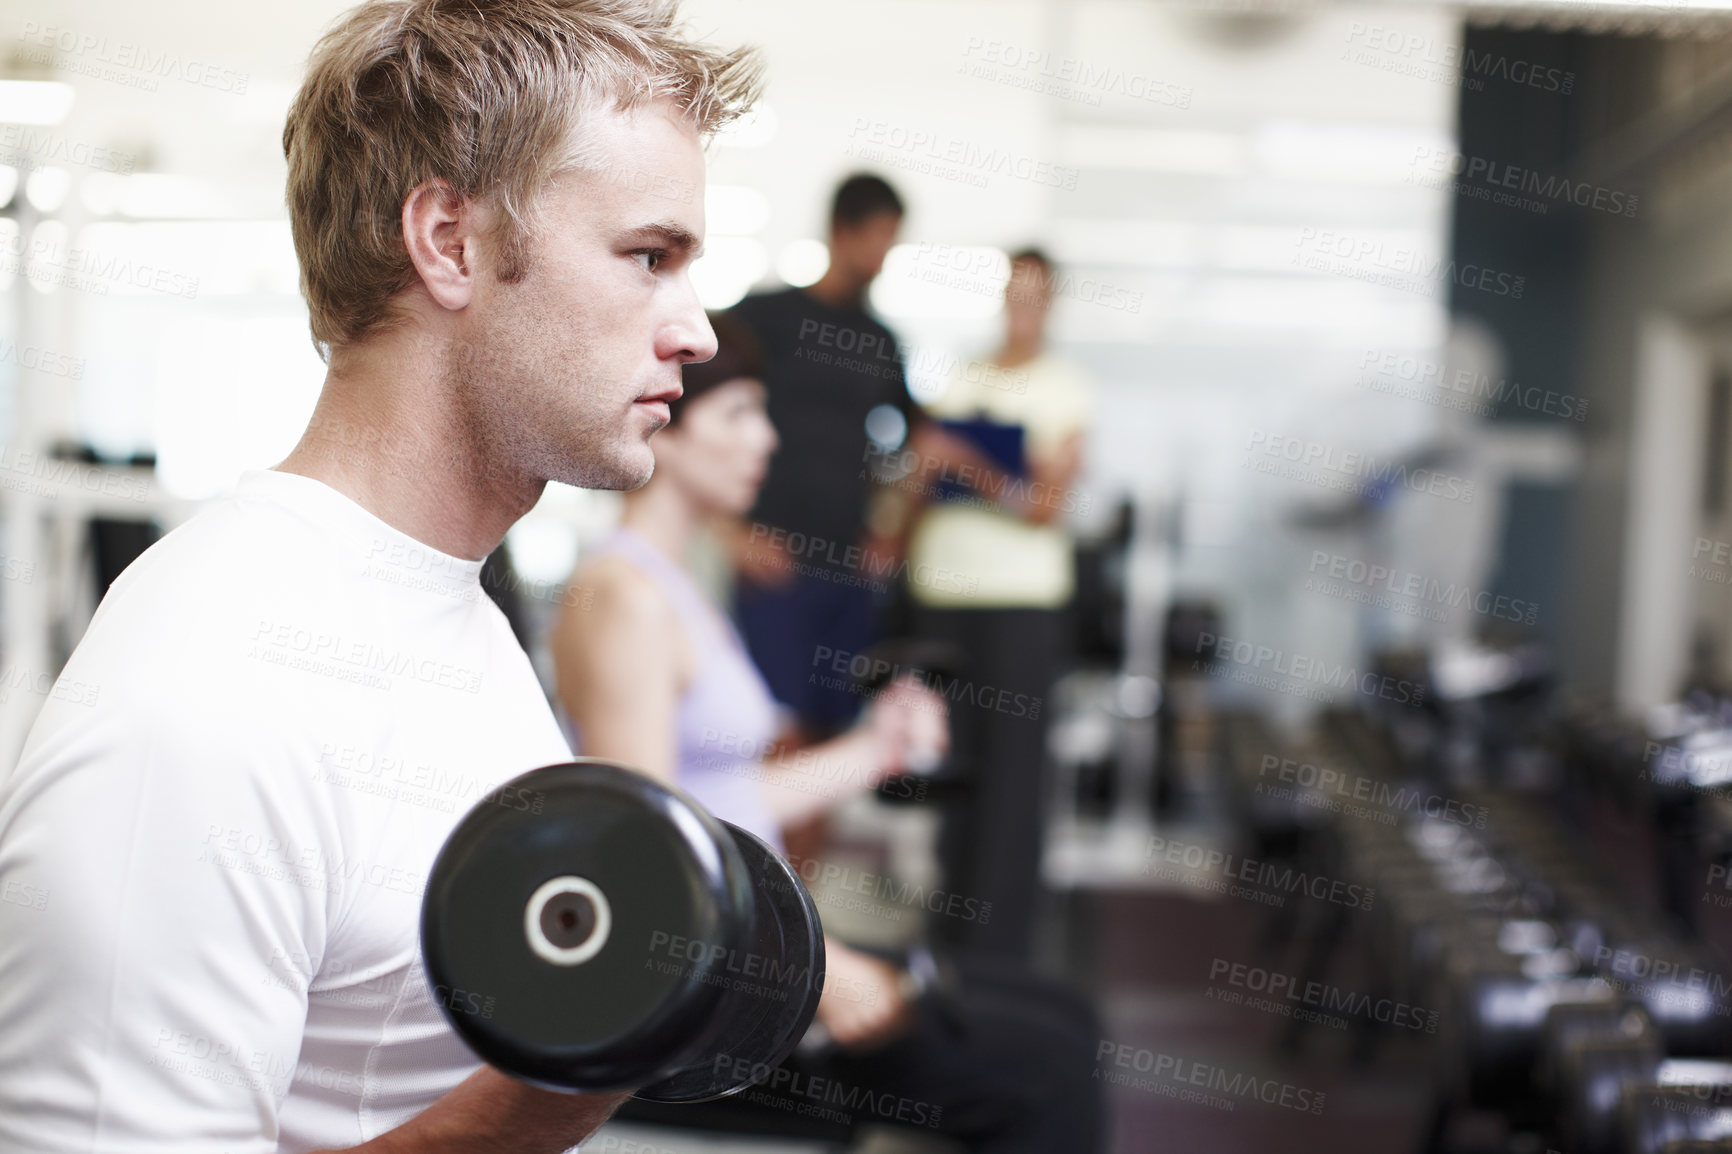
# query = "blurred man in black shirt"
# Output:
<box><xmin>729</xmin><ymin>174</ymin><xmax>916</xmax><ymax>741</ymax></box>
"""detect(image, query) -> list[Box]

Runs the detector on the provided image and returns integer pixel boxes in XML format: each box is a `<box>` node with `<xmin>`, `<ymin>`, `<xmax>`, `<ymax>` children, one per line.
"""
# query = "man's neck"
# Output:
<box><xmin>275</xmin><ymin>333</ymin><xmax>543</xmax><ymax>562</ymax></box>
<box><xmin>805</xmin><ymin>269</ymin><xmax>865</xmax><ymax>310</ymax></box>
<box><xmin>994</xmin><ymin>338</ymin><xmax>1042</xmax><ymax>369</ymax></box>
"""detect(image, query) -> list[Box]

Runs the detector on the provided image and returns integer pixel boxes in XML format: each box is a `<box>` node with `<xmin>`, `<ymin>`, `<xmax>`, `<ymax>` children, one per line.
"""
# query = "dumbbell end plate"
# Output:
<box><xmin>634</xmin><ymin>823</ymin><xmax>827</xmax><ymax>1103</ymax></box>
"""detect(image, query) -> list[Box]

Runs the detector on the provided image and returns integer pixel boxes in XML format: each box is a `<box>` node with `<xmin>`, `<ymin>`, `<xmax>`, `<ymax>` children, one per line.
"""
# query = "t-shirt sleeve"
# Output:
<box><xmin>1050</xmin><ymin>361</ymin><xmax>1096</xmax><ymax>441</ymax></box>
<box><xmin>922</xmin><ymin>362</ymin><xmax>979</xmax><ymax>421</ymax></box>
<box><xmin>0</xmin><ymin>682</ymin><xmax>331</xmax><ymax>1153</ymax></box>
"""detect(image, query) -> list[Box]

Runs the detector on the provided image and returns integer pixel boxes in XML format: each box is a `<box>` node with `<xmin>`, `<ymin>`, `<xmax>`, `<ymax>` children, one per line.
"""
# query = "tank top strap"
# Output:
<box><xmin>587</xmin><ymin>527</ymin><xmax>727</xmax><ymax>647</ymax></box>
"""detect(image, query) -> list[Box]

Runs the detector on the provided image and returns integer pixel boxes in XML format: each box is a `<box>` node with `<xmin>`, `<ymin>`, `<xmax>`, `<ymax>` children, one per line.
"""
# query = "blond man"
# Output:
<box><xmin>0</xmin><ymin>2</ymin><xmax>758</xmax><ymax>1151</ymax></box>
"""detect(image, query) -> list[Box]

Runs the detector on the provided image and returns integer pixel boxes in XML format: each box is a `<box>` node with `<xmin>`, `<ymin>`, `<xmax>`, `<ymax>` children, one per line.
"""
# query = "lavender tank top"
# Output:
<box><xmin>576</xmin><ymin>528</ymin><xmax>784</xmax><ymax>852</ymax></box>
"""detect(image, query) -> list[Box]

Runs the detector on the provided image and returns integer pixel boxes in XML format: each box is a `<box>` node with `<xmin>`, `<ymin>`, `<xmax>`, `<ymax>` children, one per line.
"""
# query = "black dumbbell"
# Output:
<box><xmin>420</xmin><ymin>759</ymin><xmax>826</xmax><ymax>1102</ymax></box>
<box><xmin>1445</xmin><ymin>943</ymin><xmax>1613</xmax><ymax>1107</ymax></box>
<box><xmin>1622</xmin><ymin>1079</ymin><xmax>1732</xmax><ymax>1154</ymax></box>
<box><xmin>1554</xmin><ymin>1010</ymin><xmax>1661</xmax><ymax>1154</ymax></box>
<box><xmin>1542</xmin><ymin>1002</ymin><xmax>1647</xmax><ymax>1098</ymax></box>
<box><xmin>1595</xmin><ymin>937</ymin><xmax>1732</xmax><ymax>1057</ymax></box>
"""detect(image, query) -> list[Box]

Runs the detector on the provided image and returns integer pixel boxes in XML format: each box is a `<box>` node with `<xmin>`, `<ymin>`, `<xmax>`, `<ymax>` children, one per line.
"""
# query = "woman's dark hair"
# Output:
<box><xmin>671</xmin><ymin>311</ymin><xmax>766</xmax><ymax>426</ymax></box>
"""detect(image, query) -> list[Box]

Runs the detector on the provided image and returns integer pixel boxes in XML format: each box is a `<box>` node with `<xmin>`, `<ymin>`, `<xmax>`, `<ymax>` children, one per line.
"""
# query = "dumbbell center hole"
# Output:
<box><xmin>541</xmin><ymin>893</ymin><xmax>597</xmax><ymax>949</ymax></box>
<box><xmin>524</xmin><ymin>876</ymin><xmax>611</xmax><ymax>966</ymax></box>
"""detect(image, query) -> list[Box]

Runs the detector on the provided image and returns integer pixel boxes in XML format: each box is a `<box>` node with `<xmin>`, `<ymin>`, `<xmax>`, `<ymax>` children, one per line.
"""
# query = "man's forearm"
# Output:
<box><xmin>1022</xmin><ymin>433</ymin><xmax>1086</xmax><ymax>527</ymax></box>
<box><xmin>320</xmin><ymin>1066</ymin><xmax>630</xmax><ymax>1154</ymax></box>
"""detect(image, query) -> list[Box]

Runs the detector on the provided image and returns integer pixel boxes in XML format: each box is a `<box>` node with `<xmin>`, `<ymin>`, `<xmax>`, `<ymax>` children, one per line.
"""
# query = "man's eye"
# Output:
<box><xmin>633</xmin><ymin>250</ymin><xmax>663</xmax><ymax>273</ymax></box>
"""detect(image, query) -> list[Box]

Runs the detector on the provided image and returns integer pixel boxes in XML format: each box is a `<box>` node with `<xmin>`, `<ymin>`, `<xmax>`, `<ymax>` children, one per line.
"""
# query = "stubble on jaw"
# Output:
<box><xmin>446</xmin><ymin>279</ymin><xmax>656</xmax><ymax>499</ymax></box>
<box><xmin>441</xmin><ymin>125</ymin><xmax>687</xmax><ymax>499</ymax></box>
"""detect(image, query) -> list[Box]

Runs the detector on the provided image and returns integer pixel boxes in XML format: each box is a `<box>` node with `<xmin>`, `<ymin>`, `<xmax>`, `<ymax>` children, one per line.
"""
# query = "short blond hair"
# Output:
<box><xmin>283</xmin><ymin>0</ymin><xmax>761</xmax><ymax>356</ymax></box>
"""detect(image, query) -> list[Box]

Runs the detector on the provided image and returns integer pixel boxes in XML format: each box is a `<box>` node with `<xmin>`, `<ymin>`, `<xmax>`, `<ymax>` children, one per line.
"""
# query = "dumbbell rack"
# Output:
<box><xmin>1219</xmin><ymin>703</ymin><xmax>1732</xmax><ymax>1154</ymax></box>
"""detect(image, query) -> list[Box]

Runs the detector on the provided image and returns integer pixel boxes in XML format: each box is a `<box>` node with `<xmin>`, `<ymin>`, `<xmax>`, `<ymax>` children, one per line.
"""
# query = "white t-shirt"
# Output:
<box><xmin>0</xmin><ymin>468</ymin><xmax>573</xmax><ymax>1153</ymax></box>
<box><xmin>908</xmin><ymin>352</ymin><xmax>1094</xmax><ymax>609</ymax></box>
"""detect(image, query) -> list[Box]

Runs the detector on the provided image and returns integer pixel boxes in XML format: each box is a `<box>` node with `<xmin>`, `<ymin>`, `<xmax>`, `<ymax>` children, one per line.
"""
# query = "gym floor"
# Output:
<box><xmin>1086</xmin><ymin>888</ymin><xmax>1435</xmax><ymax>1153</ymax></box>
<box><xmin>592</xmin><ymin>886</ymin><xmax>1438</xmax><ymax>1154</ymax></box>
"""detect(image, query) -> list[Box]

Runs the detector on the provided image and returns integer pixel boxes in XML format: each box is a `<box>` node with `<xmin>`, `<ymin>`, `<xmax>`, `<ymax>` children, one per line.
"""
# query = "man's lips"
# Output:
<box><xmin>636</xmin><ymin>383</ymin><xmax>684</xmax><ymax>404</ymax></box>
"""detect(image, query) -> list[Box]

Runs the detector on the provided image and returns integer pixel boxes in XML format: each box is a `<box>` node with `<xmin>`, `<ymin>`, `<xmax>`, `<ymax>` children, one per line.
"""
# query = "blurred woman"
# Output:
<box><xmin>552</xmin><ymin>314</ymin><xmax>1103</xmax><ymax>1153</ymax></box>
<box><xmin>554</xmin><ymin>311</ymin><xmax>942</xmax><ymax>1049</ymax></box>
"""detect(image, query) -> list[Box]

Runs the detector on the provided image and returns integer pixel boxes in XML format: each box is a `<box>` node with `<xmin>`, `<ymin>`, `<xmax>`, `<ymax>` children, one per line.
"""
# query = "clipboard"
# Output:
<box><xmin>933</xmin><ymin>417</ymin><xmax>1026</xmax><ymax>503</ymax></box>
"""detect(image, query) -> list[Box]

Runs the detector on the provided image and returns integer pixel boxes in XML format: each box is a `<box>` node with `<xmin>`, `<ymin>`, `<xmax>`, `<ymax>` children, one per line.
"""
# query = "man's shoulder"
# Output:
<box><xmin>78</xmin><ymin>492</ymin><xmax>342</xmax><ymax>676</ymax></box>
<box><xmin>736</xmin><ymin>285</ymin><xmax>800</xmax><ymax>312</ymax></box>
<box><xmin>732</xmin><ymin>289</ymin><xmax>901</xmax><ymax>349</ymax></box>
<box><xmin>115</xmin><ymin>491</ymin><xmax>330</xmax><ymax>601</ymax></box>
<box><xmin>730</xmin><ymin>287</ymin><xmax>802</xmax><ymax>332</ymax></box>
<box><xmin>1028</xmin><ymin>354</ymin><xmax>1094</xmax><ymax>407</ymax></box>
<box><xmin>13</xmin><ymin>500</ymin><xmax>340</xmax><ymax>800</ymax></box>
<box><xmin>856</xmin><ymin>303</ymin><xmax>899</xmax><ymax>335</ymax></box>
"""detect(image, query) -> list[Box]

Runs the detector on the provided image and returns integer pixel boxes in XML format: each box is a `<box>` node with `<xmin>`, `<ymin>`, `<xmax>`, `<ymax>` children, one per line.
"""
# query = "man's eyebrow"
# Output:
<box><xmin>622</xmin><ymin>223</ymin><xmax>701</xmax><ymax>257</ymax></box>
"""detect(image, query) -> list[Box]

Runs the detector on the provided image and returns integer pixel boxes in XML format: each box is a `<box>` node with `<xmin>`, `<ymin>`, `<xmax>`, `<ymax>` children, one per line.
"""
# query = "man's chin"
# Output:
<box><xmin>556</xmin><ymin>448</ymin><xmax>655</xmax><ymax>493</ymax></box>
<box><xmin>626</xmin><ymin>456</ymin><xmax>657</xmax><ymax>492</ymax></box>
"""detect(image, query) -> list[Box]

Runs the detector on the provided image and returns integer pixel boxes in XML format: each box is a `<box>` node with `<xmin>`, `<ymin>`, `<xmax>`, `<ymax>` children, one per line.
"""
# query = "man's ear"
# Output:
<box><xmin>402</xmin><ymin>179</ymin><xmax>481</xmax><ymax>313</ymax></box>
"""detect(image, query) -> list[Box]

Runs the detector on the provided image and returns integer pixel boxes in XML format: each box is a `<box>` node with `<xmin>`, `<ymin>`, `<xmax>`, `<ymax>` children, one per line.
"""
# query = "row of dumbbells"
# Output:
<box><xmin>1324</xmin><ymin>719</ymin><xmax>1732</xmax><ymax>1154</ymax></box>
<box><xmin>1217</xmin><ymin>700</ymin><xmax>1732</xmax><ymax>1152</ymax></box>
